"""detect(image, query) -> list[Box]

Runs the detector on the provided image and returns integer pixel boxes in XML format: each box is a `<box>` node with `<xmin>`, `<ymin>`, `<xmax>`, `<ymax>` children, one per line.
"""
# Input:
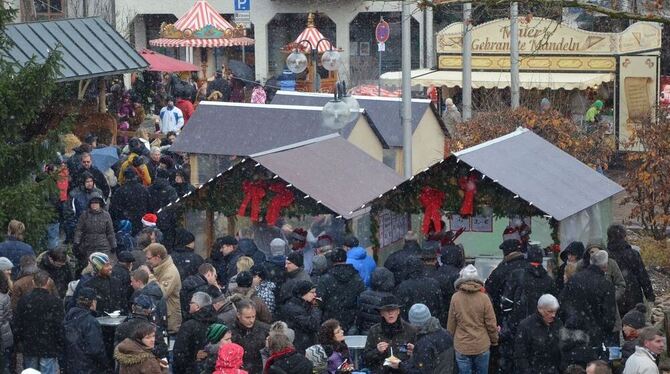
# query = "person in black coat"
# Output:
<box><xmin>173</xmin><ymin>292</ymin><xmax>217</xmax><ymax>374</ymax></box>
<box><xmin>180</xmin><ymin>263</ymin><xmax>221</xmax><ymax>318</ymax></box>
<box><xmin>559</xmin><ymin>250</ymin><xmax>617</xmax><ymax>361</ymax></box>
<box><xmin>209</xmin><ymin>236</ymin><xmax>243</xmax><ymax>286</ymax></box>
<box><xmin>130</xmin><ymin>268</ymin><xmax>168</xmax><ymax>331</ymax></box>
<box><xmin>63</xmin><ymin>287</ymin><xmax>109</xmax><ymax>374</ymax></box>
<box><xmin>357</xmin><ymin>267</ymin><xmax>396</xmax><ymax>334</ymax></box>
<box><xmin>109</xmin><ymin>168</ymin><xmax>150</xmax><ymax>236</ymax></box>
<box><xmin>383</xmin><ymin>233</ymin><xmax>421</xmax><ymax>286</ymax></box>
<box><xmin>278</xmin><ymin>280</ymin><xmax>322</xmax><ymax>353</ymax></box>
<box><xmin>207</xmin><ymin>71</ymin><xmax>231</xmax><ymax>101</ymax></box>
<box><xmin>556</xmin><ymin>241</ymin><xmax>585</xmax><ymax>291</ymax></box>
<box><xmin>606</xmin><ymin>224</ymin><xmax>655</xmax><ymax>316</ymax></box>
<box><xmin>514</xmin><ymin>294</ymin><xmax>563</xmax><ymax>374</ymax></box>
<box><xmin>485</xmin><ymin>239</ymin><xmax>529</xmax><ymax>321</ymax></box>
<box><xmin>395</xmin><ymin>303</ymin><xmax>454</xmax><ymax>374</ymax></box>
<box><xmin>171</xmin><ymin>228</ymin><xmax>204</xmax><ymax>281</ymax></box>
<box><xmin>148</xmin><ymin>169</ymin><xmax>179</xmax><ymax>249</ymax></box>
<box><xmin>77</xmin><ymin>253</ymin><xmax>127</xmax><ymax>315</ymax></box>
<box><xmin>230</xmin><ymin>299</ymin><xmax>271</xmax><ymax>373</ymax></box>
<box><xmin>266</xmin><ymin>333</ymin><xmax>313</xmax><ymax>374</ymax></box>
<box><xmin>112</xmin><ymin>250</ymin><xmax>135</xmax><ymax>300</ymax></box>
<box><xmin>264</xmin><ymin>238</ymin><xmax>288</xmax><ymax>293</ymax></box>
<box><xmin>316</xmin><ymin>248</ymin><xmax>365</xmax><ymax>333</ymax></box>
<box><xmin>395</xmin><ymin>256</ymin><xmax>444</xmax><ymax>322</ymax></box>
<box><xmin>37</xmin><ymin>248</ymin><xmax>73</xmax><ymax>298</ymax></box>
<box><xmin>74</xmin><ymin>152</ymin><xmax>110</xmax><ymax>198</ymax></box>
<box><xmin>14</xmin><ymin>271</ymin><xmax>64</xmax><ymax>368</ymax></box>
<box><xmin>435</xmin><ymin>244</ymin><xmax>465</xmax><ymax>319</ymax></box>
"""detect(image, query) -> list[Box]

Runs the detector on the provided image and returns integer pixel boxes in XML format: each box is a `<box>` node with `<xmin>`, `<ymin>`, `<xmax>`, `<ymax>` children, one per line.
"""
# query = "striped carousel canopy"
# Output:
<box><xmin>149</xmin><ymin>0</ymin><xmax>254</xmax><ymax>48</ymax></box>
<box><xmin>285</xmin><ymin>13</ymin><xmax>337</xmax><ymax>54</ymax></box>
<box><xmin>174</xmin><ymin>0</ymin><xmax>234</xmax><ymax>31</ymax></box>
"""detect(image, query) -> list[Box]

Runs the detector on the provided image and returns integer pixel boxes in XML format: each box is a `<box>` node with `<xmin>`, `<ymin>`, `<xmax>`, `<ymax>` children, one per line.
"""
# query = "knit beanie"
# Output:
<box><xmin>408</xmin><ymin>303</ymin><xmax>431</xmax><ymax>327</ymax></box>
<box><xmin>236</xmin><ymin>271</ymin><xmax>253</xmax><ymax>288</ymax></box>
<box><xmin>526</xmin><ymin>245</ymin><xmax>544</xmax><ymax>263</ymax></box>
<box><xmin>312</xmin><ymin>255</ymin><xmax>328</xmax><ymax>273</ymax></box>
<box><xmin>331</xmin><ymin>248</ymin><xmax>347</xmax><ymax>263</ymax></box>
<box><xmin>458</xmin><ymin>264</ymin><xmax>480</xmax><ymax>281</ymax></box>
<box><xmin>206</xmin><ymin>323</ymin><xmax>229</xmax><ymax>344</ymax></box>
<box><xmin>287</xmin><ymin>251</ymin><xmax>304</xmax><ymax>268</ymax></box>
<box><xmin>270</xmin><ymin>238</ymin><xmax>286</xmax><ymax>257</ymax></box>
<box><xmin>0</xmin><ymin>257</ymin><xmax>13</xmax><ymax>271</ymax></box>
<box><xmin>292</xmin><ymin>280</ymin><xmax>315</xmax><ymax>297</ymax></box>
<box><xmin>89</xmin><ymin>252</ymin><xmax>109</xmax><ymax>273</ymax></box>
<box><xmin>305</xmin><ymin>344</ymin><xmax>328</xmax><ymax>372</ymax></box>
<box><xmin>622</xmin><ymin>303</ymin><xmax>648</xmax><ymax>329</ymax></box>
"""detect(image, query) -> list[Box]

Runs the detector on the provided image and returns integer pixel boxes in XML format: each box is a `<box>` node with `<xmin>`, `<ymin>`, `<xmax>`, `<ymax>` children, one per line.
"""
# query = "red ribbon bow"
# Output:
<box><xmin>265</xmin><ymin>182</ymin><xmax>295</xmax><ymax>226</ymax></box>
<box><xmin>419</xmin><ymin>186</ymin><xmax>445</xmax><ymax>234</ymax></box>
<box><xmin>458</xmin><ymin>175</ymin><xmax>478</xmax><ymax>216</ymax></box>
<box><xmin>238</xmin><ymin>180</ymin><xmax>266</xmax><ymax>222</ymax></box>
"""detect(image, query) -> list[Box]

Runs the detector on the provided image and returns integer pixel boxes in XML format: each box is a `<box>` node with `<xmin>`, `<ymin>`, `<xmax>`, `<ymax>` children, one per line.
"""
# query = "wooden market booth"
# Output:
<box><xmin>158</xmin><ymin>135</ymin><xmax>403</xmax><ymax>257</ymax></box>
<box><xmin>381</xmin><ymin>18</ymin><xmax>662</xmax><ymax>149</ymax></box>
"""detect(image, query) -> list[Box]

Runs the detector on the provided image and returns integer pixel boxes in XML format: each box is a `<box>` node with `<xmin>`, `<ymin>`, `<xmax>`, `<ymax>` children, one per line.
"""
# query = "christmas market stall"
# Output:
<box><xmin>362</xmin><ymin>128</ymin><xmax>623</xmax><ymax>270</ymax></box>
<box><xmin>169</xmin><ymin>101</ymin><xmax>388</xmax><ymax>186</ymax></box>
<box><xmin>158</xmin><ymin>135</ymin><xmax>404</xmax><ymax>256</ymax></box>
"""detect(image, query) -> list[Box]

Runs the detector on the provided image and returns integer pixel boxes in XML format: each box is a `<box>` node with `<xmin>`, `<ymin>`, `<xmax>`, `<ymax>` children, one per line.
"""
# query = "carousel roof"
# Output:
<box><xmin>148</xmin><ymin>0</ymin><xmax>254</xmax><ymax>48</ymax></box>
<box><xmin>284</xmin><ymin>13</ymin><xmax>336</xmax><ymax>53</ymax></box>
<box><xmin>174</xmin><ymin>0</ymin><xmax>234</xmax><ymax>31</ymax></box>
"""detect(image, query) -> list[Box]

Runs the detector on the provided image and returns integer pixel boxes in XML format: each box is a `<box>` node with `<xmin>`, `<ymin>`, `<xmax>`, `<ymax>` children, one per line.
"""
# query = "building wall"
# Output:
<box><xmin>411</xmin><ymin>108</ymin><xmax>446</xmax><ymax>174</ymax></box>
<box><xmin>346</xmin><ymin>116</ymin><xmax>384</xmax><ymax>162</ymax></box>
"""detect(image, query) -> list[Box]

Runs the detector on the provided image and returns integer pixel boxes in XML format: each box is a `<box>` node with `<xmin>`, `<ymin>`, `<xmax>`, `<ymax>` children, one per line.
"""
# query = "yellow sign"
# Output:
<box><xmin>437</xmin><ymin>18</ymin><xmax>661</xmax><ymax>56</ymax></box>
<box><xmin>438</xmin><ymin>55</ymin><xmax>617</xmax><ymax>72</ymax></box>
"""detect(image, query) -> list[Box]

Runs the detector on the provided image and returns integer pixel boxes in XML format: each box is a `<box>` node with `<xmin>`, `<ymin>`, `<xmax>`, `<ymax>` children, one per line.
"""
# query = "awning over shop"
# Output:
<box><xmin>380</xmin><ymin>69</ymin><xmax>615</xmax><ymax>90</ymax></box>
<box><xmin>2</xmin><ymin>17</ymin><xmax>148</xmax><ymax>82</ymax></box>
<box><xmin>140</xmin><ymin>49</ymin><xmax>199</xmax><ymax>72</ymax></box>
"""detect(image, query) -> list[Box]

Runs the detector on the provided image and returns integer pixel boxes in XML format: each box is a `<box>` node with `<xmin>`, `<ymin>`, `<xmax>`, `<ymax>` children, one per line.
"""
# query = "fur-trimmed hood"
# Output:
<box><xmin>114</xmin><ymin>338</ymin><xmax>154</xmax><ymax>366</ymax></box>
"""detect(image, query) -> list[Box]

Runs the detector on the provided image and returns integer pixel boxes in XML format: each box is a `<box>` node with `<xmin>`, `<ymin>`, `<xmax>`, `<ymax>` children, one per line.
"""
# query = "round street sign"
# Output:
<box><xmin>376</xmin><ymin>18</ymin><xmax>390</xmax><ymax>44</ymax></box>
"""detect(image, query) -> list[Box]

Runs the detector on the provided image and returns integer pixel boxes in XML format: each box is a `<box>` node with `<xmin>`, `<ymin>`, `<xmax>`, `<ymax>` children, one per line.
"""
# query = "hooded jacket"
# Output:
<box><xmin>514</xmin><ymin>312</ymin><xmax>563</xmax><ymax>374</ymax></box>
<box><xmin>153</xmin><ymin>256</ymin><xmax>182</xmax><ymax>333</ymax></box>
<box><xmin>608</xmin><ymin>240</ymin><xmax>655</xmax><ymax>315</ymax></box>
<box><xmin>485</xmin><ymin>251</ymin><xmax>529</xmax><ymax>321</ymax></box>
<box><xmin>278</xmin><ymin>296</ymin><xmax>322</xmax><ymax>353</ymax></box>
<box><xmin>73</xmin><ymin>192</ymin><xmax>116</xmax><ymax>257</ymax></box>
<box><xmin>63</xmin><ymin>306</ymin><xmax>108</xmax><ymax>374</ymax></box>
<box><xmin>396</xmin><ymin>256</ymin><xmax>445</xmax><ymax>322</ymax></box>
<box><xmin>317</xmin><ymin>263</ymin><xmax>365</xmax><ymax>332</ymax></box>
<box><xmin>399</xmin><ymin>317</ymin><xmax>453</xmax><ymax>374</ymax></box>
<box><xmin>214</xmin><ymin>343</ymin><xmax>249</xmax><ymax>374</ymax></box>
<box><xmin>357</xmin><ymin>267</ymin><xmax>396</xmax><ymax>333</ymax></box>
<box><xmin>346</xmin><ymin>246</ymin><xmax>376</xmax><ymax>288</ymax></box>
<box><xmin>173</xmin><ymin>305</ymin><xmax>217</xmax><ymax>374</ymax></box>
<box><xmin>114</xmin><ymin>338</ymin><xmax>167</xmax><ymax>374</ymax></box>
<box><xmin>447</xmin><ymin>277</ymin><xmax>499</xmax><ymax>355</ymax></box>
<box><xmin>383</xmin><ymin>240</ymin><xmax>421</xmax><ymax>285</ymax></box>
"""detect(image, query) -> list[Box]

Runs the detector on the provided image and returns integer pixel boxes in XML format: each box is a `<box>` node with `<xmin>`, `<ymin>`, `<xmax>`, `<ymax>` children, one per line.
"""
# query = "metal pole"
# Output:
<box><xmin>462</xmin><ymin>2</ymin><xmax>472</xmax><ymax>121</ymax></box>
<box><xmin>401</xmin><ymin>0</ymin><xmax>413</xmax><ymax>178</ymax></box>
<box><xmin>510</xmin><ymin>2</ymin><xmax>520</xmax><ymax>109</ymax></box>
<box><xmin>378</xmin><ymin>47</ymin><xmax>382</xmax><ymax>96</ymax></box>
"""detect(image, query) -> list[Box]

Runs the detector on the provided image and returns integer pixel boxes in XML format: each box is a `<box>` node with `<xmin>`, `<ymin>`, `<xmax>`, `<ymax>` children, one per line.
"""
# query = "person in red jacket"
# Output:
<box><xmin>175</xmin><ymin>94</ymin><xmax>195</xmax><ymax>125</ymax></box>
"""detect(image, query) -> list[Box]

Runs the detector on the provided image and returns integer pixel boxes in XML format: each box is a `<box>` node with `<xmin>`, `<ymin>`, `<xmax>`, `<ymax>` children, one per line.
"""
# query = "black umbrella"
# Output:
<box><xmin>227</xmin><ymin>60</ymin><xmax>255</xmax><ymax>83</ymax></box>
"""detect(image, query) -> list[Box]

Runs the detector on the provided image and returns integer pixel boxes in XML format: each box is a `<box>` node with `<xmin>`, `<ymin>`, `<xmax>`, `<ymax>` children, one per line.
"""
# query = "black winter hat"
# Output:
<box><xmin>78</xmin><ymin>287</ymin><xmax>97</xmax><ymax>302</ymax></box>
<box><xmin>174</xmin><ymin>228</ymin><xmax>196</xmax><ymax>248</ymax></box>
<box><xmin>560</xmin><ymin>241</ymin><xmax>586</xmax><ymax>262</ymax></box>
<box><xmin>377</xmin><ymin>295</ymin><xmax>402</xmax><ymax>311</ymax></box>
<box><xmin>218</xmin><ymin>236</ymin><xmax>238</xmax><ymax>246</ymax></box>
<box><xmin>236</xmin><ymin>271</ymin><xmax>253</xmax><ymax>288</ymax></box>
<box><xmin>622</xmin><ymin>303</ymin><xmax>648</xmax><ymax>329</ymax></box>
<box><xmin>331</xmin><ymin>248</ymin><xmax>347</xmax><ymax>263</ymax></box>
<box><xmin>117</xmin><ymin>251</ymin><xmax>136</xmax><ymax>263</ymax></box>
<box><xmin>123</xmin><ymin>167</ymin><xmax>139</xmax><ymax>181</ymax></box>
<box><xmin>344</xmin><ymin>235</ymin><xmax>359</xmax><ymax>248</ymax></box>
<box><xmin>287</xmin><ymin>251</ymin><xmax>304</xmax><ymax>268</ymax></box>
<box><xmin>292</xmin><ymin>280</ymin><xmax>316</xmax><ymax>297</ymax></box>
<box><xmin>499</xmin><ymin>239</ymin><xmax>521</xmax><ymax>255</ymax></box>
<box><xmin>526</xmin><ymin>245</ymin><xmax>544</xmax><ymax>263</ymax></box>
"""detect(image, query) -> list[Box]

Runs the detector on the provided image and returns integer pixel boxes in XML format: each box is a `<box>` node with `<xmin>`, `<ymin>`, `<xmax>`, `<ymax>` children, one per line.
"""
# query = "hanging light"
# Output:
<box><xmin>286</xmin><ymin>50</ymin><xmax>308</xmax><ymax>74</ymax></box>
<box><xmin>339</xmin><ymin>81</ymin><xmax>359</xmax><ymax>123</ymax></box>
<box><xmin>321</xmin><ymin>48</ymin><xmax>342</xmax><ymax>72</ymax></box>
<box><xmin>322</xmin><ymin>98</ymin><xmax>350</xmax><ymax>130</ymax></box>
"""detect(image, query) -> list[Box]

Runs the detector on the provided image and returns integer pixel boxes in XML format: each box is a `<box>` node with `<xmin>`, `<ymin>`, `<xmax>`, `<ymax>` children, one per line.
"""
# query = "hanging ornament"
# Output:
<box><xmin>458</xmin><ymin>174</ymin><xmax>478</xmax><ymax>216</ymax></box>
<box><xmin>238</xmin><ymin>180</ymin><xmax>266</xmax><ymax>222</ymax></box>
<box><xmin>419</xmin><ymin>186</ymin><xmax>445</xmax><ymax>234</ymax></box>
<box><xmin>265</xmin><ymin>182</ymin><xmax>295</xmax><ymax>226</ymax></box>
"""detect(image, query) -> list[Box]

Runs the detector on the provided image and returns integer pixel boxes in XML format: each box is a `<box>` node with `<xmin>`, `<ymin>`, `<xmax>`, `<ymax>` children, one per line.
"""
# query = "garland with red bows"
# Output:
<box><xmin>238</xmin><ymin>180</ymin><xmax>267</xmax><ymax>222</ymax></box>
<box><xmin>265</xmin><ymin>182</ymin><xmax>295</xmax><ymax>225</ymax></box>
<box><xmin>419</xmin><ymin>186</ymin><xmax>446</xmax><ymax>234</ymax></box>
<box><xmin>458</xmin><ymin>174</ymin><xmax>478</xmax><ymax>216</ymax></box>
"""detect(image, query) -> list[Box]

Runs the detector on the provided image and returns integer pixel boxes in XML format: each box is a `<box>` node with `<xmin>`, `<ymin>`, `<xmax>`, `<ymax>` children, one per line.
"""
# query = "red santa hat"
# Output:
<box><xmin>141</xmin><ymin>213</ymin><xmax>158</xmax><ymax>227</ymax></box>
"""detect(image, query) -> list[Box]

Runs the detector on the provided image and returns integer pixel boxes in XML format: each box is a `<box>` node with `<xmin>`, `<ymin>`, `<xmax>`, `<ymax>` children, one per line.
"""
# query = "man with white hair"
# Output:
<box><xmin>173</xmin><ymin>291</ymin><xmax>216</xmax><ymax>373</ymax></box>
<box><xmin>559</xmin><ymin>249</ymin><xmax>617</xmax><ymax>362</ymax></box>
<box><xmin>513</xmin><ymin>294</ymin><xmax>563</xmax><ymax>373</ymax></box>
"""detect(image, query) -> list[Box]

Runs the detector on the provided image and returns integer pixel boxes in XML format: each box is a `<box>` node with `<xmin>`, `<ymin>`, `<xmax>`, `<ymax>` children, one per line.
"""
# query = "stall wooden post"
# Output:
<box><xmin>205</xmin><ymin>208</ymin><xmax>214</xmax><ymax>257</ymax></box>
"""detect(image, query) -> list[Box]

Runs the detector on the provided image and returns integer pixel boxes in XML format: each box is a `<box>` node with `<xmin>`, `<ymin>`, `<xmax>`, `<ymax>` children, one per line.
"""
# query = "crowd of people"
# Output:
<box><xmin>0</xmin><ymin>121</ymin><xmax>663</xmax><ymax>374</ymax></box>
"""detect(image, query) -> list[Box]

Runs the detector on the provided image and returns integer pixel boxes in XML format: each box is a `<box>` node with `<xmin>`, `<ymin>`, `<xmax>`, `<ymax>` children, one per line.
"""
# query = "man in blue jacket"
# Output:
<box><xmin>344</xmin><ymin>235</ymin><xmax>376</xmax><ymax>288</ymax></box>
<box><xmin>63</xmin><ymin>287</ymin><xmax>109</xmax><ymax>374</ymax></box>
<box><xmin>0</xmin><ymin>220</ymin><xmax>34</xmax><ymax>279</ymax></box>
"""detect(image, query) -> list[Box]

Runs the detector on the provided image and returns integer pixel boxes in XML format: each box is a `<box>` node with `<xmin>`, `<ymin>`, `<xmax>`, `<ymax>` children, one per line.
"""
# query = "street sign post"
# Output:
<box><xmin>375</xmin><ymin>17</ymin><xmax>390</xmax><ymax>95</ymax></box>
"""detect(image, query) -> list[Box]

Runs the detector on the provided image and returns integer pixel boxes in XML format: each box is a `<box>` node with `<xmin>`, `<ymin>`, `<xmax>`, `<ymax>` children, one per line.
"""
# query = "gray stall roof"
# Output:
<box><xmin>170</xmin><ymin>101</ymin><xmax>387</xmax><ymax>156</ymax></box>
<box><xmin>454</xmin><ymin>128</ymin><xmax>624</xmax><ymax>221</ymax></box>
<box><xmin>272</xmin><ymin>91</ymin><xmax>447</xmax><ymax>147</ymax></box>
<box><xmin>2</xmin><ymin>17</ymin><xmax>148</xmax><ymax>82</ymax></box>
